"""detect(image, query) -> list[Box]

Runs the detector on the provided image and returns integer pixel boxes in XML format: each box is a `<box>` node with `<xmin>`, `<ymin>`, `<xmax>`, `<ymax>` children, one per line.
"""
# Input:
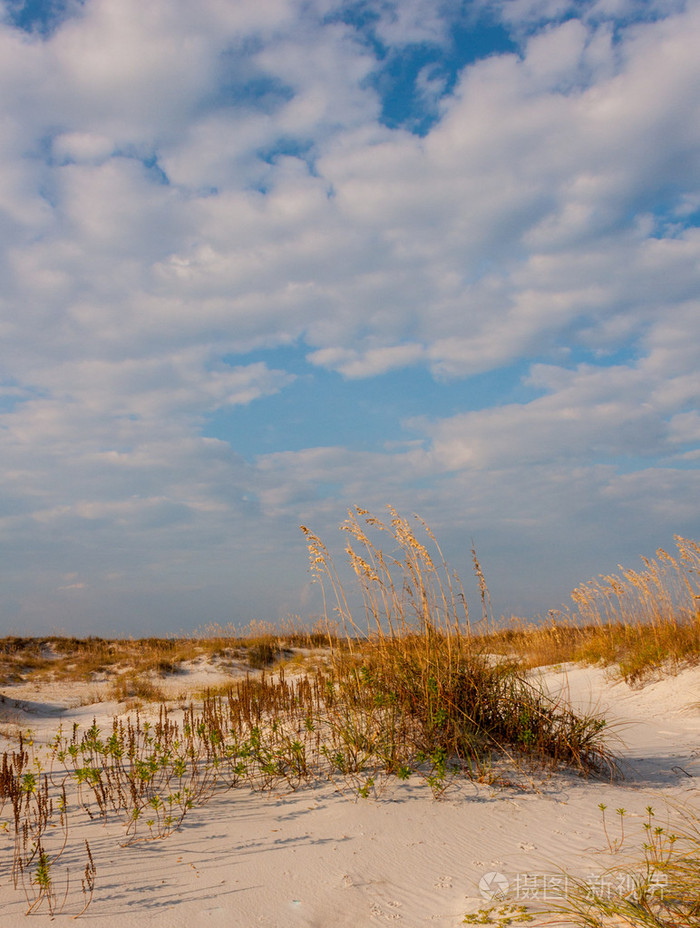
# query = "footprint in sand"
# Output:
<box><xmin>370</xmin><ymin>900</ymin><xmax>403</xmax><ymax>920</ymax></box>
<box><xmin>433</xmin><ymin>876</ymin><xmax>453</xmax><ymax>889</ymax></box>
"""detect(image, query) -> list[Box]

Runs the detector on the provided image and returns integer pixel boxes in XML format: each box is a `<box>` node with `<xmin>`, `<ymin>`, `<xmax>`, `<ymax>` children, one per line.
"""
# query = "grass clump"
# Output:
<box><xmin>245</xmin><ymin>640</ymin><xmax>282</xmax><ymax>670</ymax></box>
<box><xmin>571</xmin><ymin>536</ymin><xmax>700</xmax><ymax>682</ymax></box>
<box><xmin>110</xmin><ymin>672</ymin><xmax>166</xmax><ymax>703</ymax></box>
<box><xmin>464</xmin><ymin>904</ymin><xmax>533</xmax><ymax>926</ymax></box>
<box><xmin>301</xmin><ymin>506</ymin><xmax>613</xmax><ymax>780</ymax></box>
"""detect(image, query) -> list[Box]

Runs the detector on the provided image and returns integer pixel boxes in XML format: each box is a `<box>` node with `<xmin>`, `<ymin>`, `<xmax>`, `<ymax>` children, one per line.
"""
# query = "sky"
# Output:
<box><xmin>0</xmin><ymin>0</ymin><xmax>698</xmax><ymax>636</ymax></box>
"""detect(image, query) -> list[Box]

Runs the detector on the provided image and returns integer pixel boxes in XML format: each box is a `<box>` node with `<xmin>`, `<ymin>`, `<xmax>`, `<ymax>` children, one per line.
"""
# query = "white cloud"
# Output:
<box><xmin>369</xmin><ymin>0</ymin><xmax>453</xmax><ymax>46</ymax></box>
<box><xmin>521</xmin><ymin>19</ymin><xmax>590</xmax><ymax>90</ymax></box>
<box><xmin>0</xmin><ymin>0</ymin><xmax>698</xmax><ymax>630</ymax></box>
<box><xmin>418</xmin><ymin>358</ymin><xmax>692</xmax><ymax>472</ymax></box>
<box><xmin>4</xmin><ymin>0</ymin><xmax>697</xmax><ymax>374</ymax></box>
<box><xmin>307</xmin><ymin>343</ymin><xmax>425</xmax><ymax>378</ymax></box>
<box><xmin>53</xmin><ymin>131</ymin><xmax>115</xmax><ymax>163</ymax></box>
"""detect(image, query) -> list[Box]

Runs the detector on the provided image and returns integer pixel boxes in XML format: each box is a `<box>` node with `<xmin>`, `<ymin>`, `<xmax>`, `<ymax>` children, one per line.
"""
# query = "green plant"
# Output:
<box><xmin>464</xmin><ymin>903</ymin><xmax>534</xmax><ymax>926</ymax></box>
<box><xmin>548</xmin><ymin>801</ymin><xmax>700</xmax><ymax>928</ymax></box>
<box><xmin>598</xmin><ymin>803</ymin><xmax>626</xmax><ymax>854</ymax></box>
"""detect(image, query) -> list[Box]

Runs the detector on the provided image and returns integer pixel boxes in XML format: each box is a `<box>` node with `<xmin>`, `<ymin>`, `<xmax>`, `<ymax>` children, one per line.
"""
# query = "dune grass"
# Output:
<box><xmin>481</xmin><ymin>535</ymin><xmax>700</xmax><ymax>683</ymax></box>
<box><xmin>0</xmin><ymin>616</ymin><xmax>338</xmax><ymax>694</ymax></box>
<box><xmin>4</xmin><ymin>532</ymin><xmax>695</xmax><ymax>693</ymax></box>
<box><xmin>300</xmin><ymin>506</ymin><xmax>613</xmax><ymax>779</ymax></box>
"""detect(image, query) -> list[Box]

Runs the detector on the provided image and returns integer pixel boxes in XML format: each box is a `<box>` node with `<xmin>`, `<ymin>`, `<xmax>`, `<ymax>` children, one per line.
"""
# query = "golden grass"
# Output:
<box><xmin>0</xmin><ymin>632</ymin><xmax>311</xmax><ymax>692</ymax></box>
<box><xmin>299</xmin><ymin>507</ymin><xmax>614</xmax><ymax>778</ymax></box>
<box><xmin>480</xmin><ymin>536</ymin><xmax>700</xmax><ymax>683</ymax></box>
<box><xmin>1</xmin><ymin>532</ymin><xmax>698</xmax><ymax>695</ymax></box>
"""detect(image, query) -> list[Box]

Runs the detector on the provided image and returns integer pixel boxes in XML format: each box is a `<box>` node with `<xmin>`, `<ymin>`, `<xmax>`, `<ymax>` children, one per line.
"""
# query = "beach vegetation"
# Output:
<box><xmin>0</xmin><ymin>509</ymin><xmax>697</xmax><ymax>916</ymax></box>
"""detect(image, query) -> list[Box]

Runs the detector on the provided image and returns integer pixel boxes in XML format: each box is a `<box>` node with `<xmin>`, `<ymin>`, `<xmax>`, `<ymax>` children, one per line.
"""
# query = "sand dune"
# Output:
<box><xmin>1</xmin><ymin>661</ymin><xmax>698</xmax><ymax>926</ymax></box>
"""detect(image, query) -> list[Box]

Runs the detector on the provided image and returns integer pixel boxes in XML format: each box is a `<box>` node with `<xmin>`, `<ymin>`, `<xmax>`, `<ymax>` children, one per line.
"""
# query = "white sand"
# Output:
<box><xmin>1</xmin><ymin>662</ymin><xmax>698</xmax><ymax>926</ymax></box>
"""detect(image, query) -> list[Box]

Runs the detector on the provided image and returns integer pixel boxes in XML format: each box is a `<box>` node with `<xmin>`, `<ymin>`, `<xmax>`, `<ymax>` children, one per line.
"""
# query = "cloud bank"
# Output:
<box><xmin>0</xmin><ymin>0</ymin><xmax>698</xmax><ymax>633</ymax></box>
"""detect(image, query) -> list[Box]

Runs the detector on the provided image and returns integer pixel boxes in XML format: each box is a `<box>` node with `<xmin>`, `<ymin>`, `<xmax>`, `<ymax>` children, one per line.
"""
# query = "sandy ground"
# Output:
<box><xmin>1</xmin><ymin>661</ymin><xmax>698</xmax><ymax>926</ymax></box>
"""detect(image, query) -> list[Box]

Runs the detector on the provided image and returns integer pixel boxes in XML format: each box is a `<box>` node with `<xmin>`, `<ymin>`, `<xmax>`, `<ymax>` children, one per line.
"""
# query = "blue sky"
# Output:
<box><xmin>0</xmin><ymin>0</ymin><xmax>698</xmax><ymax>635</ymax></box>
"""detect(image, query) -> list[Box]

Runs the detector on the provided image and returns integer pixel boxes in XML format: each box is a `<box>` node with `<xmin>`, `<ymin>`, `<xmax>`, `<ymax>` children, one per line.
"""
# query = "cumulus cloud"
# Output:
<box><xmin>0</xmin><ymin>0</ymin><xmax>697</xmax><ymax>631</ymax></box>
<box><xmin>418</xmin><ymin>353</ymin><xmax>697</xmax><ymax>472</ymax></box>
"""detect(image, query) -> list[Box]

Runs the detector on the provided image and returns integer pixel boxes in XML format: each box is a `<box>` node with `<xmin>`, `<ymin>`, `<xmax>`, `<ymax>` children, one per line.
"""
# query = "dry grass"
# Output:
<box><xmin>109</xmin><ymin>672</ymin><xmax>167</xmax><ymax>703</ymax></box>
<box><xmin>480</xmin><ymin>536</ymin><xmax>700</xmax><ymax>683</ymax></box>
<box><xmin>1</xmin><ymin>531</ymin><xmax>697</xmax><ymax>695</ymax></box>
<box><xmin>300</xmin><ymin>506</ymin><xmax>614</xmax><ymax>779</ymax></box>
<box><xmin>0</xmin><ymin>631</ymin><xmax>323</xmax><ymax>693</ymax></box>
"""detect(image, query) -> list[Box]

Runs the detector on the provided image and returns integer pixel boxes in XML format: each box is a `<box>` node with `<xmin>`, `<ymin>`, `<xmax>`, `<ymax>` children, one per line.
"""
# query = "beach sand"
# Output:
<box><xmin>1</xmin><ymin>661</ymin><xmax>698</xmax><ymax>926</ymax></box>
